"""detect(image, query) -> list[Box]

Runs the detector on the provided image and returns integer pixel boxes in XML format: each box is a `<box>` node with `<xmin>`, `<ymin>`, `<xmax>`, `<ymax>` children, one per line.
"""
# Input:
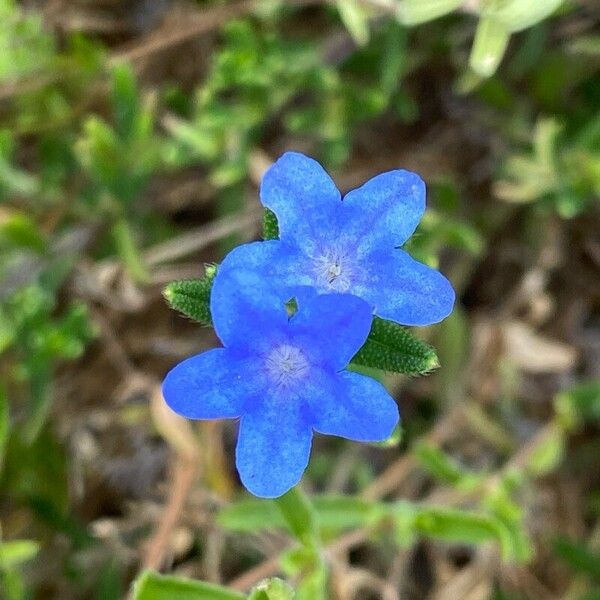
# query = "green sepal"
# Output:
<box><xmin>263</xmin><ymin>208</ymin><xmax>279</xmax><ymax>240</ymax></box>
<box><xmin>162</xmin><ymin>267</ymin><xmax>216</xmax><ymax>325</ymax></box>
<box><xmin>351</xmin><ymin>317</ymin><xmax>439</xmax><ymax>375</ymax></box>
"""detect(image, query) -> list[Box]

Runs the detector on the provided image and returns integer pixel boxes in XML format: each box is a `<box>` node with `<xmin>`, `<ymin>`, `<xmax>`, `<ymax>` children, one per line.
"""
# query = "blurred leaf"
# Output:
<box><xmin>0</xmin><ymin>539</ymin><xmax>39</xmax><ymax>568</ymax></box>
<box><xmin>434</xmin><ymin>307</ymin><xmax>469</xmax><ymax>402</ymax></box>
<box><xmin>482</xmin><ymin>0</ymin><xmax>564</xmax><ymax>33</ymax></box>
<box><xmin>470</xmin><ymin>16</ymin><xmax>510</xmax><ymax>77</ymax></box>
<box><xmin>415</xmin><ymin>442</ymin><xmax>483</xmax><ymax>490</ymax></box>
<box><xmin>337</xmin><ymin>0</ymin><xmax>370</xmax><ymax>46</ymax></box>
<box><xmin>351</xmin><ymin>317</ymin><xmax>439</xmax><ymax>375</ymax></box>
<box><xmin>0</xmin><ymin>386</ymin><xmax>7</xmax><ymax>471</ymax></box>
<box><xmin>413</xmin><ymin>506</ymin><xmax>501</xmax><ymax>544</ymax></box>
<box><xmin>132</xmin><ymin>571</ymin><xmax>245</xmax><ymax>600</ymax></box>
<box><xmin>0</xmin><ymin>213</ymin><xmax>46</xmax><ymax>253</ymax></box>
<box><xmin>111</xmin><ymin>63</ymin><xmax>139</xmax><ymax>141</ymax></box>
<box><xmin>111</xmin><ymin>218</ymin><xmax>150</xmax><ymax>284</ymax></box>
<box><xmin>397</xmin><ymin>0</ymin><xmax>462</xmax><ymax>26</ymax></box>
<box><xmin>249</xmin><ymin>578</ymin><xmax>295</xmax><ymax>600</ymax></box>
<box><xmin>218</xmin><ymin>495</ymin><xmax>383</xmax><ymax>534</ymax></box>
<box><xmin>525</xmin><ymin>424</ymin><xmax>565</xmax><ymax>476</ymax></box>
<box><xmin>554</xmin><ymin>537</ymin><xmax>600</xmax><ymax>580</ymax></box>
<box><xmin>555</xmin><ymin>380</ymin><xmax>600</xmax><ymax>425</ymax></box>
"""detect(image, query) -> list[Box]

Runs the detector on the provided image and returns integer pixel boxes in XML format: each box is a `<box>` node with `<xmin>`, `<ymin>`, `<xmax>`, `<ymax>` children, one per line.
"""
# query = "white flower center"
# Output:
<box><xmin>312</xmin><ymin>247</ymin><xmax>354</xmax><ymax>292</ymax></box>
<box><xmin>265</xmin><ymin>344</ymin><xmax>309</xmax><ymax>388</ymax></box>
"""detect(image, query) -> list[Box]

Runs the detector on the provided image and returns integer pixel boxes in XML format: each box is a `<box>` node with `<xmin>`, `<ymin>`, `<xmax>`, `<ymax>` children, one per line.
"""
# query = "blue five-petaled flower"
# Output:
<box><xmin>163</xmin><ymin>151</ymin><xmax>455</xmax><ymax>498</ymax></box>
<box><xmin>215</xmin><ymin>151</ymin><xmax>455</xmax><ymax>326</ymax></box>
<box><xmin>163</xmin><ymin>285</ymin><xmax>399</xmax><ymax>498</ymax></box>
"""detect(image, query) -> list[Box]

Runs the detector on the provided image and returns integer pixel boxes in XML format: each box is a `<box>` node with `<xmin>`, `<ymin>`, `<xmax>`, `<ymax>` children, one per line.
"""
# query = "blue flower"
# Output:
<box><xmin>162</xmin><ymin>275</ymin><xmax>399</xmax><ymax>498</ymax></box>
<box><xmin>215</xmin><ymin>151</ymin><xmax>455</xmax><ymax>326</ymax></box>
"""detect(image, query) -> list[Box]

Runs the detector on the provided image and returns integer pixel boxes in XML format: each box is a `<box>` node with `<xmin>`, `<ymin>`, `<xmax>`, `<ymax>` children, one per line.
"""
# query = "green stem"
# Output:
<box><xmin>111</xmin><ymin>217</ymin><xmax>150</xmax><ymax>284</ymax></box>
<box><xmin>274</xmin><ymin>487</ymin><xmax>328</xmax><ymax>599</ymax></box>
<box><xmin>274</xmin><ymin>487</ymin><xmax>320</xmax><ymax>547</ymax></box>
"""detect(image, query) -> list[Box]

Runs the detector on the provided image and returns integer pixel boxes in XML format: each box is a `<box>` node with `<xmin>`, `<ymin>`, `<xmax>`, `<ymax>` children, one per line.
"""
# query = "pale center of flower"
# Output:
<box><xmin>264</xmin><ymin>344</ymin><xmax>310</xmax><ymax>388</ymax></box>
<box><xmin>312</xmin><ymin>247</ymin><xmax>354</xmax><ymax>292</ymax></box>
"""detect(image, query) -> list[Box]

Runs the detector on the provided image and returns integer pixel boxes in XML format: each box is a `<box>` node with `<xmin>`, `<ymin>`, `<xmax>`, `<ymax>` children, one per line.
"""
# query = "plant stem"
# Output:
<box><xmin>112</xmin><ymin>217</ymin><xmax>150</xmax><ymax>284</ymax></box>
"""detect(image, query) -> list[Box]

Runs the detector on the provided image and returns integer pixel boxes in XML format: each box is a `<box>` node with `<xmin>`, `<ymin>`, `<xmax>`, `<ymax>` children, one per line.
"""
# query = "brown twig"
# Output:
<box><xmin>143</xmin><ymin>454</ymin><xmax>199</xmax><ymax>570</ymax></box>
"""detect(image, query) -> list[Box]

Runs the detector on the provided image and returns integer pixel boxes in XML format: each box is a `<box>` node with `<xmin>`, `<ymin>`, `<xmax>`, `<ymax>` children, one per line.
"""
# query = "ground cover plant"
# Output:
<box><xmin>0</xmin><ymin>0</ymin><xmax>599</xmax><ymax>598</ymax></box>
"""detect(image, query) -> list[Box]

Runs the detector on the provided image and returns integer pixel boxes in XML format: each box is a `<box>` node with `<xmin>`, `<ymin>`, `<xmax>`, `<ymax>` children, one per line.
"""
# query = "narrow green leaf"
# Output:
<box><xmin>263</xmin><ymin>208</ymin><xmax>279</xmax><ymax>240</ymax></box>
<box><xmin>414</xmin><ymin>506</ymin><xmax>501</xmax><ymax>545</ymax></box>
<box><xmin>111</xmin><ymin>63</ymin><xmax>139</xmax><ymax>141</ymax></box>
<box><xmin>163</xmin><ymin>271</ymin><xmax>215</xmax><ymax>325</ymax></box>
<box><xmin>337</xmin><ymin>0</ymin><xmax>370</xmax><ymax>46</ymax></box>
<box><xmin>469</xmin><ymin>16</ymin><xmax>510</xmax><ymax>77</ymax></box>
<box><xmin>415</xmin><ymin>442</ymin><xmax>483</xmax><ymax>490</ymax></box>
<box><xmin>483</xmin><ymin>0</ymin><xmax>564</xmax><ymax>33</ymax></box>
<box><xmin>249</xmin><ymin>578</ymin><xmax>295</xmax><ymax>600</ymax></box>
<box><xmin>397</xmin><ymin>0</ymin><xmax>463</xmax><ymax>26</ymax></box>
<box><xmin>526</xmin><ymin>424</ymin><xmax>565</xmax><ymax>476</ymax></box>
<box><xmin>112</xmin><ymin>218</ymin><xmax>150</xmax><ymax>284</ymax></box>
<box><xmin>218</xmin><ymin>495</ymin><xmax>382</xmax><ymax>534</ymax></box>
<box><xmin>351</xmin><ymin>317</ymin><xmax>439</xmax><ymax>375</ymax></box>
<box><xmin>132</xmin><ymin>571</ymin><xmax>245</xmax><ymax>600</ymax></box>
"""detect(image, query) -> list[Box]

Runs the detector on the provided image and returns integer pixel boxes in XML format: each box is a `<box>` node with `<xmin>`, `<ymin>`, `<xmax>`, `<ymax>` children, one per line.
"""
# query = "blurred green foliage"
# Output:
<box><xmin>0</xmin><ymin>0</ymin><xmax>598</xmax><ymax>598</ymax></box>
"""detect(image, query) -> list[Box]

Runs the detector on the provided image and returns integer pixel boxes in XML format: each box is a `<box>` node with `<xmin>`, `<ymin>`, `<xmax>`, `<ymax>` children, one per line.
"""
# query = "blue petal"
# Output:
<box><xmin>341</xmin><ymin>170</ymin><xmax>426</xmax><ymax>256</ymax></box>
<box><xmin>309</xmin><ymin>370</ymin><xmax>399</xmax><ymax>442</ymax></box>
<box><xmin>289</xmin><ymin>293</ymin><xmax>373</xmax><ymax>370</ymax></box>
<box><xmin>162</xmin><ymin>348</ymin><xmax>257</xmax><ymax>419</ymax></box>
<box><xmin>355</xmin><ymin>249</ymin><xmax>455</xmax><ymax>325</ymax></box>
<box><xmin>235</xmin><ymin>396</ymin><xmax>312</xmax><ymax>498</ymax></box>
<box><xmin>260</xmin><ymin>152</ymin><xmax>342</xmax><ymax>251</ymax></box>
<box><xmin>210</xmin><ymin>241</ymin><xmax>306</xmax><ymax>352</ymax></box>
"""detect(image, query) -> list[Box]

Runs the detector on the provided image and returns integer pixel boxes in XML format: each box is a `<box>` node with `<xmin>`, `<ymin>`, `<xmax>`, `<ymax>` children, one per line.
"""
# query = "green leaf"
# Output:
<box><xmin>111</xmin><ymin>63</ymin><xmax>139</xmax><ymax>141</ymax></box>
<box><xmin>218</xmin><ymin>495</ymin><xmax>382</xmax><ymax>535</ymax></box>
<box><xmin>112</xmin><ymin>218</ymin><xmax>150</xmax><ymax>284</ymax></box>
<box><xmin>554</xmin><ymin>537</ymin><xmax>600</xmax><ymax>580</ymax></box>
<box><xmin>337</xmin><ymin>0</ymin><xmax>370</xmax><ymax>46</ymax></box>
<box><xmin>469</xmin><ymin>16</ymin><xmax>511</xmax><ymax>77</ymax></box>
<box><xmin>525</xmin><ymin>424</ymin><xmax>565</xmax><ymax>476</ymax></box>
<box><xmin>414</xmin><ymin>442</ymin><xmax>483</xmax><ymax>490</ymax></box>
<box><xmin>482</xmin><ymin>0</ymin><xmax>564</xmax><ymax>33</ymax></box>
<box><xmin>555</xmin><ymin>380</ymin><xmax>600</xmax><ymax>426</ymax></box>
<box><xmin>132</xmin><ymin>571</ymin><xmax>245</xmax><ymax>600</ymax></box>
<box><xmin>0</xmin><ymin>540</ymin><xmax>40</xmax><ymax>568</ymax></box>
<box><xmin>397</xmin><ymin>0</ymin><xmax>463</xmax><ymax>26</ymax></box>
<box><xmin>263</xmin><ymin>208</ymin><xmax>279</xmax><ymax>240</ymax></box>
<box><xmin>249</xmin><ymin>578</ymin><xmax>295</xmax><ymax>600</ymax></box>
<box><xmin>350</xmin><ymin>317</ymin><xmax>439</xmax><ymax>375</ymax></box>
<box><xmin>163</xmin><ymin>270</ymin><xmax>215</xmax><ymax>325</ymax></box>
<box><xmin>413</xmin><ymin>506</ymin><xmax>502</xmax><ymax>545</ymax></box>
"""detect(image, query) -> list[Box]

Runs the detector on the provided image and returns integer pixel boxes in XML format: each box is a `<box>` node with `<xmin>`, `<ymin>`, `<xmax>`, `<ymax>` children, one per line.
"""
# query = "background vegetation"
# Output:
<box><xmin>0</xmin><ymin>0</ymin><xmax>598</xmax><ymax>598</ymax></box>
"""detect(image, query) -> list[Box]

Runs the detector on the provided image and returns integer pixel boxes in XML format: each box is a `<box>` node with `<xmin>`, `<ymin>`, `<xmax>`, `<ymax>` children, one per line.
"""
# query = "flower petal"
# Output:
<box><xmin>342</xmin><ymin>170</ymin><xmax>426</xmax><ymax>255</ymax></box>
<box><xmin>162</xmin><ymin>348</ymin><xmax>257</xmax><ymax>419</ymax></box>
<box><xmin>210</xmin><ymin>240</ymin><xmax>306</xmax><ymax>351</ymax></box>
<box><xmin>236</xmin><ymin>397</ymin><xmax>312</xmax><ymax>498</ymax></box>
<box><xmin>309</xmin><ymin>370</ymin><xmax>399</xmax><ymax>441</ymax></box>
<box><xmin>356</xmin><ymin>248</ymin><xmax>455</xmax><ymax>325</ymax></box>
<box><xmin>289</xmin><ymin>293</ymin><xmax>373</xmax><ymax>370</ymax></box>
<box><xmin>260</xmin><ymin>152</ymin><xmax>342</xmax><ymax>250</ymax></box>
